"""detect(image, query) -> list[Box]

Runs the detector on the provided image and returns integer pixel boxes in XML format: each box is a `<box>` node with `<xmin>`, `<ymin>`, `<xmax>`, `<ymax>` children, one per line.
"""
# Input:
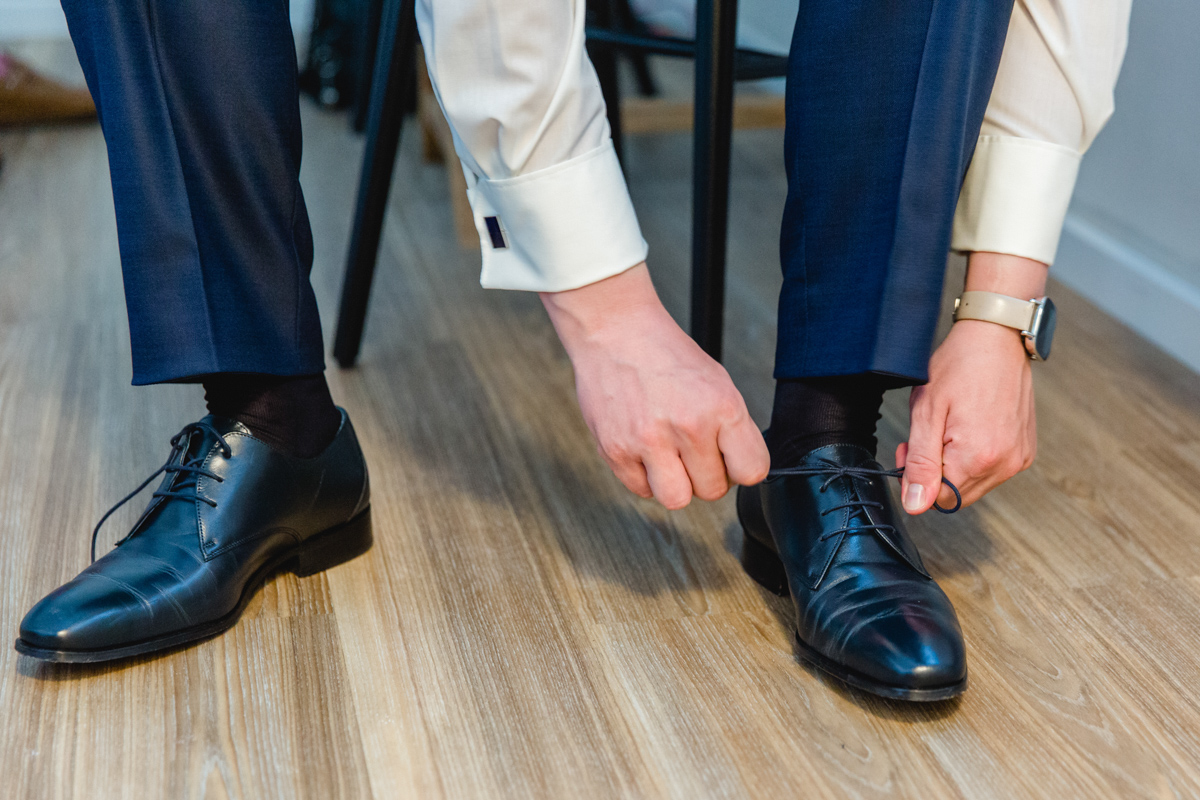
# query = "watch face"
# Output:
<box><xmin>1032</xmin><ymin>297</ymin><xmax>1056</xmax><ymax>361</ymax></box>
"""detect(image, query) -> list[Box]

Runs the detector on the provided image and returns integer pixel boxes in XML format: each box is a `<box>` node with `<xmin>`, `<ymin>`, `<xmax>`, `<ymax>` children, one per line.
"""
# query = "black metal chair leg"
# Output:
<box><xmin>690</xmin><ymin>0</ymin><xmax>738</xmax><ymax>361</ymax></box>
<box><xmin>333</xmin><ymin>0</ymin><xmax>417</xmax><ymax>368</ymax></box>
<box><xmin>589</xmin><ymin>1</ymin><xmax>625</xmax><ymax>165</ymax></box>
<box><xmin>613</xmin><ymin>0</ymin><xmax>658</xmax><ymax>96</ymax></box>
<box><xmin>594</xmin><ymin>49</ymin><xmax>624</xmax><ymax>165</ymax></box>
<box><xmin>352</xmin><ymin>0</ymin><xmax>386</xmax><ymax>132</ymax></box>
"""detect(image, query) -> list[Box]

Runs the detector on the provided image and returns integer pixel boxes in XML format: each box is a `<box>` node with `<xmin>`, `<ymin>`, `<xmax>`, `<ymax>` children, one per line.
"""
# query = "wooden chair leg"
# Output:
<box><xmin>419</xmin><ymin>110</ymin><xmax>443</xmax><ymax>164</ymax></box>
<box><xmin>416</xmin><ymin>53</ymin><xmax>478</xmax><ymax>249</ymax></box>
<box><xmin>690</xmin><ymin>0</ymin><xmax>738</xmax><ymax>362</ymax></box>
<box><xmin>332</xmin><ymin>0</ymin><xmax>418</xmax><ymax>368</ymax></box>
<box><xmin>619</xmin><ymin>94</ymin><xmax>785</xmax><ymax>134</ymax></box>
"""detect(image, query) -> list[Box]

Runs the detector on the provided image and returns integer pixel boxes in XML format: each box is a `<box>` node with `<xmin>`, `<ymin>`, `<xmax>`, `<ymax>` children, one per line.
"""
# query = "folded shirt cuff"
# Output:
<box><xmin>464</xmin><ymin>141</ymin><xmax>649</xmax><ymax>292</ymax></box>
<box><xmin>951</xmin><ymin>135</ymin><xmax>1082</xmax><ymax>266</ymax></box>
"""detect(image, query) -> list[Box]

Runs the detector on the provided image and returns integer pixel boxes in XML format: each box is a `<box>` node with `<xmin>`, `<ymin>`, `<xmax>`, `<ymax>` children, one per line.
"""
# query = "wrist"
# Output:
<box><xmin>950</xmin><ymin>318</ymin><xmax>1030</xmax><ymax>359</ymax></box>
<box><xmin>539</xmin><ymin>263</ymin><xmax>666</xmax><ymax>354</ymax></box>
<box><xmin>964</xmin><ymin>252</ymin><xmax>1048</xmax><ymax>299</ymax></box>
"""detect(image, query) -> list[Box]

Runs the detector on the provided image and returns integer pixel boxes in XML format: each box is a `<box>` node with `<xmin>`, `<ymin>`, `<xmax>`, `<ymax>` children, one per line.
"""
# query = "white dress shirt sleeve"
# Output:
<box><xmin>952</xmin><ymin>0</ymin><xmax>1132</xmax><ymax>265</ymax></box>
<box><xmin>416</xmin><ymin>0</ymin><xmax>648</xmax><ymax>292</ymax></box>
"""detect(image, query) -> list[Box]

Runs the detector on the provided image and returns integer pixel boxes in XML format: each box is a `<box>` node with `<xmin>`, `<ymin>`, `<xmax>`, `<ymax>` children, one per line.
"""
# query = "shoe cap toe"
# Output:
<box><xmin>845</xmin><ymin>608</ymin><xmax>967</xmax><ymax>689</ymax></box>
<box><xmin>19</xmin><ymin>577</ymin><xmax>152</xmax><ymax>652</ymax></box>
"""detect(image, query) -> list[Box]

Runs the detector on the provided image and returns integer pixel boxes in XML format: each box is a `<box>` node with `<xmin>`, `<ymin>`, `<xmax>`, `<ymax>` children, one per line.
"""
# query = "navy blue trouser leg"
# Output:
<box><xmin>776</xmin><ymin>0</ymin><xmax>1014</xmax><ymax>384</ymax></box>
<box><xmin>61</xmin><ymin>0</ymin><xmax>324</xmax><ymax>385</ymax></box>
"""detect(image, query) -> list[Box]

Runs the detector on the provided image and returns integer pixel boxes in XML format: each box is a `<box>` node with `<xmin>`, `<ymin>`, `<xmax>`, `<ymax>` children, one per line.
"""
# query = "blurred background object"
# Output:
<box><xmin>0</xmin><ymin>47</ymin><xmax>95</xmax><ymax>174</ymax></box>
<box><xmin>0</xmin><ymin>52</ymin><xmax>94</xmax><ymax>127</ymax></box>
<box><xmin>299</xmin><ymin>0</ymin><xmax>366</xmax><ymax>109</ymax></box>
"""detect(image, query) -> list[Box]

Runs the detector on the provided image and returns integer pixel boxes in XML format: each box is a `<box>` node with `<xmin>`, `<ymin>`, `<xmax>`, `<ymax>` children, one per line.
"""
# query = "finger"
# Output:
<box><xmin>945</xmin><ymin>470</ymin><xmax>1002</xmax><ymax>510</ymax></box>
<box><xmin>678</xmin><ymin>434</ymin><xmax>732</xmax><ymax>502</ymax></box>
<box><xmin>937</xmin><ymin>450</ymin><xmax>971</xmax><ymax>509</ymax></box>
<box><xmin>942</xmin><ymin>441</ymin><xmax>1021</xmax><ymax>510</ymax></box>
<box><xmin>945</xmin><ymin>450</ymin><xmax>1032</xmax><ymax>506</ymax></box>
<box><xmin>716</xmin><ymin>414</ymin><xmax>771</xmax><ymax>486</ymax></box>
<box><xmin>607</xmin><ymin>455</ymin><xmax>653</xmax><ymax>499</ymax></box>
<box><xmin>643</xmin><ymin>453</ymin><xmax>694</xmax><ymax>510</ymax></box>
<box><xmin>899</xmin><ymin>440</ymin><xmax>959</xmax><ymax>507</ymax></box>
<box><xmin>902</xmin><ymin>400</ymin><xmax>948</xmax><ymax>515</ymax></box>
<box><xmin>935</xmin><ymin>479</ymin><xmax>960</xmax><ymax>510</ymax></box>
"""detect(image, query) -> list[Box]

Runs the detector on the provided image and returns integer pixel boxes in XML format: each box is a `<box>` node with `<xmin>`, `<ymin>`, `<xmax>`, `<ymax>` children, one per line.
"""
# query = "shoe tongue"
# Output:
<box><xmin>800</xmin><ymin>442</ymin><xmax>876</xmax><ymax>469</ymax></box>
<box><xmin>804</xmin><ymin>445</ymin><xmax>879</xmax><ymax>500</ymax></box>
<box><xmin>198</xmin><ymin>413</ymin><xmax>251</xmax><ymax>436</ymax></box>
<box><xmin>165</xmin><ymin>415</ymin><xmax>244</xmax><ymax>493</ymax></box>
<box><xmin>796</xmin><ymin>443</ymin><xmax>878</xmax><ymax>528</ymax></box>
<box><xmin>166</xmin><ymin>430</ymin><xmax>213</xmax><ymax>495</ymax></box>
<box><xmin>844</xmin><ymin>483</ymin><xmax>874</xmax><ymax>531</ymax></box>
<box><xmin>803</xmin><ymin>443</ymin><xmax>930</xmax><ymax>575</ymax></box>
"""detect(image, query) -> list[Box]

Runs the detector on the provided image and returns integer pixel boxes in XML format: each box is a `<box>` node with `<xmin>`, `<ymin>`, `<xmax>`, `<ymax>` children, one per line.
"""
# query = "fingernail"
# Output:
<box><xmin>903</xmin><ymin>484</ymin><xmax>925</xmax><ymax>512</ymax></box>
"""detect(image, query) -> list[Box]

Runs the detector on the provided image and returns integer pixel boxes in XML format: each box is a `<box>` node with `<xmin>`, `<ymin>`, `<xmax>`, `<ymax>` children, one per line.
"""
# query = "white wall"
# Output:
<box><xmin>1053</xmin><ymin>0</ymin><xmax>1200</xmax><ymax>372</ymax></box>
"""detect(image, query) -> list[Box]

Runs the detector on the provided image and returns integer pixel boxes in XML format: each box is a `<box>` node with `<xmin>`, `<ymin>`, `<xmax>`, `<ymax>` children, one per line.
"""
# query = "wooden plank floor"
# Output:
<box><xmin>3</xmin><ymin>43</ymin><xmax>1200</xmax><ymax>800</ymax></box>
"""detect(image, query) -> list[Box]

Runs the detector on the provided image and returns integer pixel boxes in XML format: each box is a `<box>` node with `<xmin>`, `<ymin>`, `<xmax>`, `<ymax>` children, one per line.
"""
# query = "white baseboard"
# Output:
<box><xmin>1055</xmin><ymin>213</ymin><xmax>1200</xmax><ymax>374</ymax></box>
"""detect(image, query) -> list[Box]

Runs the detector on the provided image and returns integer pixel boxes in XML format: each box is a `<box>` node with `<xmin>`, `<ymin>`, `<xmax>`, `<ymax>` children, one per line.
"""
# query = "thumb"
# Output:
<box><xmin>718</xmin><ymin>416</ymin><xmax>771</xmax><ymax>486</ymax></box>
<box><xmin>899</xmin><ymin>407</ymin><xmax>946</xmax><ymax>515</ymax></box>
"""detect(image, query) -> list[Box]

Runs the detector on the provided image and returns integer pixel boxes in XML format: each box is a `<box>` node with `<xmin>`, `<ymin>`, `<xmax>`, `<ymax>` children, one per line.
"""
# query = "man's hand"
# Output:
<box><xmin>540</xmin><ymin>264</ymin><xmax>770</xmax><ymax>509</ymax></box>
<box><xmin>897</xmin><ymin>252</ymin><xmax>1047</xmax><ymax>514</ymax></box>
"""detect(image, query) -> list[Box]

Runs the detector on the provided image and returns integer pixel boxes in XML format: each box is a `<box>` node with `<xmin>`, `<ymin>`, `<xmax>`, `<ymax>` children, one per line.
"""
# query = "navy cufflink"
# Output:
<box><xmin>484</xmin><ymin>216</ymin><xmax>507</xmax><ymax>250</ymax></box>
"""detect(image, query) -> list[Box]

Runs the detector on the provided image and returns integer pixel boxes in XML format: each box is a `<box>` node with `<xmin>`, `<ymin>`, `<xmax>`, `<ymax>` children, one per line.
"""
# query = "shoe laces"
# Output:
<box><xmin>90</xmin><ymin>421</ymin><xmax>232</xmax><ymax>562</ymax></box>
<box><xmin>767</xmin><ymin>458</ymin><xmax>962</xmax><ymax>543</ymax></box>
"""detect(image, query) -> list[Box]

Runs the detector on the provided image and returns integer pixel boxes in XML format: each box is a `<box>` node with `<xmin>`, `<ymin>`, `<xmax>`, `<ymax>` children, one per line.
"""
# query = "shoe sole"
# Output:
<box><xmin>13</xmin><ymin>508</ymin><xmax>373</xmax><ymax>664</ymax></box>
<box><xmin>737</xmin><ymin>493</ymin><xmax>967</xmax><ymax>703</ymax></box>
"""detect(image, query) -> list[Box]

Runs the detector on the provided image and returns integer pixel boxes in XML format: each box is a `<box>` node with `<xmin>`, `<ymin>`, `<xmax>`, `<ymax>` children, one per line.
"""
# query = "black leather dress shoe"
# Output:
<box><xmin>16</xmin><ymin>409</ymin><xmax>371</xmax><ymax>663</ymax></box>
<box><xmin>737</xmin><ymin>444</ymin><xmax>966</xmax><ymax>701</ymax></box>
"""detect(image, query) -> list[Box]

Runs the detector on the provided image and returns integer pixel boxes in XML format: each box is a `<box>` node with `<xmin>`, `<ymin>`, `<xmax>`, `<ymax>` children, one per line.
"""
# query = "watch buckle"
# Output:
<box><xmin>1021</xmin><ymin>297</ymin><xmax>1047</xmax><ymax>361</ymax></box>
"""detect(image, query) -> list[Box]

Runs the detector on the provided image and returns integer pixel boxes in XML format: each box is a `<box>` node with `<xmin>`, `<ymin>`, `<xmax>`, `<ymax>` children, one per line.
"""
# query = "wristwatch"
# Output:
<box><xmin>952</xmin><ymin>290</ymin><xmax>1057</xmax><ymax>361</ymax></box>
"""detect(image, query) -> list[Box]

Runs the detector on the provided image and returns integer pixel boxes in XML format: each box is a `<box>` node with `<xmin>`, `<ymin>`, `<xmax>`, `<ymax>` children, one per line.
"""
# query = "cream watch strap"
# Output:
<box><xmin>953</xmin><ymin>290</ymin><xmax>1036</xmax><ymax>332</ymax></box>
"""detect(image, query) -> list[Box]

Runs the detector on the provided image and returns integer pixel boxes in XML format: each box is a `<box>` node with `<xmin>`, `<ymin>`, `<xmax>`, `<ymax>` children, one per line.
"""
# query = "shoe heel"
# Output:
<box><xmin>736</xmin><ymin>485</ymin><xmax>789</xmax><ymax>597</ymax></box>
<box><xmin>291</xmin><ymin>509</ymin><xmax>373</xmax><ymax>577</ymax></box>
<box><xmin>741</xmin><ymin>533</ymin><xmax>790</xmax><ymax>597</ymax></box>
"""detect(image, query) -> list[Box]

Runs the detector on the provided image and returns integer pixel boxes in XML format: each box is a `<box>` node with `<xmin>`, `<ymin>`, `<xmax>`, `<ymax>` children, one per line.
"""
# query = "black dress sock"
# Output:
<box><xmin>202</xmin><ymin>373</ymin><xmax>342</xmax><ymax>459</ymax></box>
<box><xmin>764</xmin><ymin>374</ymin><xmax>894</xmax><ymax>469</ymax></box>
